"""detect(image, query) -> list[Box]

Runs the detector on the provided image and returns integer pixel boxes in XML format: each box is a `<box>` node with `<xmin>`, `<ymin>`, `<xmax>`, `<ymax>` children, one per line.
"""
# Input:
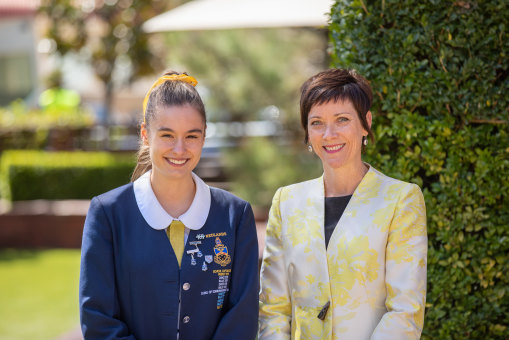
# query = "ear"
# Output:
<box><xmin>141</xmin><ymin>123</ymin><xmax>149</xmax><ymax>146</ymax></box>
<box><xmin>366</xmin><ymin>110</ymin><xmax>373</xmax><ymax>131</ymax></box>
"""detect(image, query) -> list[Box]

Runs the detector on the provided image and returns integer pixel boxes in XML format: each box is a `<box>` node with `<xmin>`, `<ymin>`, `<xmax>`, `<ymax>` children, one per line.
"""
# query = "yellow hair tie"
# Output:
<box><xmin>142</xmin><ymin>74</ymin><xmax>198</xmax><ymax>123</ymax></box>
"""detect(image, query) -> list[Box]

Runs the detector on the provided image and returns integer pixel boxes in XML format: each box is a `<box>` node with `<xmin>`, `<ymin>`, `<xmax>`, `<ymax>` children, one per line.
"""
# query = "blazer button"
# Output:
<box><xmin>183</xmin><ymin>316</ymin><xmax>190</xmax><ymax>323</ymax></box>
<box><xmin>183</xmin><ymin>282</ymin><xmax>190</xmax><ymax>291</ymax></box>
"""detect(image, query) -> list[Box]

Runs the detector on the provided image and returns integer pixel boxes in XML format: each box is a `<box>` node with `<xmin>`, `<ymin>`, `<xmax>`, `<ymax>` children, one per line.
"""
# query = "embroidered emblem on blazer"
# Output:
<box><xmin>213</xmin><ymin>237</ymin><xmax>231</xmax><ymax>266</ymax></box>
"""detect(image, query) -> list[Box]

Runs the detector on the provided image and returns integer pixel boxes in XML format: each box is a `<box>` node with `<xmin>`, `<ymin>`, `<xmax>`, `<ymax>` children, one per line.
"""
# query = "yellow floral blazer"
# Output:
<box><xmin>259</xmin><ymin>166</ymin><xmax>427</xmax><ymax>340</ymax></box>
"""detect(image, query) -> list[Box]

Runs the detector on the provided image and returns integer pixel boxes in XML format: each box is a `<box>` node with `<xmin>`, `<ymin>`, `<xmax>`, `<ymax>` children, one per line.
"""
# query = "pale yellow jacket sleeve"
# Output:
<box><xmin>371</xmin><ymin>184</ymin><xmax>427</xmax><ymax>340</ymax></box>
<box><xmin>259</xmin><ymin>188</ymin><xmax>291</xmax><ymax>340</ymax></box>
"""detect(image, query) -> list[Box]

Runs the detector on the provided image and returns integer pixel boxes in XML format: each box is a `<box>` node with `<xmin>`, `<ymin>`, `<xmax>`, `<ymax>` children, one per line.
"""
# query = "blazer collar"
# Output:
<box><xmin>303</xmin><ymin>163</ymin><xmax>379</xmax><ymax>237</ymax></box>
<box><xmin>317</xmin><ymin>163</ymin><xmax>378</xmax><ymax>200</ymax></box>
<box><xmin>133</xmin><ymin>170</ymin><xmax>211</xmax><ymax>230</ymax></box>
<box><xmin>322</xmin><ymin>164</ymin><xmax>381</xmax><ymax>251</ymax></box>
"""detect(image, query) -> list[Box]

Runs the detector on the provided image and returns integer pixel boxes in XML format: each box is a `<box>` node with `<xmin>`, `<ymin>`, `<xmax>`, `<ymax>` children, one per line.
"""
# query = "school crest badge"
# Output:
<box><xmin>213</xmin><ymin>237</ymin><xmax>231</xmax><ymax>266</ymax></box>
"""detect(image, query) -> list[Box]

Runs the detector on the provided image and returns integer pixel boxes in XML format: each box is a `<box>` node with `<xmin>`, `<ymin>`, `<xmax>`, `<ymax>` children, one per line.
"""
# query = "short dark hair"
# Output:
<box><xmin>300</xmin><ymin>68</ymin><xmax>374</xmax><ymax>144</ymax></box>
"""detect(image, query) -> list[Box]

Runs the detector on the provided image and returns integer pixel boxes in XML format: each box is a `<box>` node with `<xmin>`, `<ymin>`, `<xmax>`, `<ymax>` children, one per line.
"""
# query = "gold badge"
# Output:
<box><xmin>213</xmin><ymin>237</ymin><xmax>231</xmax><ymax>267</ymax></box>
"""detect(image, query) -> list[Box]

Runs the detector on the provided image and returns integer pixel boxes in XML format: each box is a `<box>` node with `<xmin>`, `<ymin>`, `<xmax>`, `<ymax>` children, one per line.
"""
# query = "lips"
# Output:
<box><xmin>323</xmin><ymin>144</ymin><xmax>345</xmax><ymax>153</ymax></box>
<box><xmin>166</xmin><ymin>158</ymin><xmax>188</xmax><ymax>166</ymax></box>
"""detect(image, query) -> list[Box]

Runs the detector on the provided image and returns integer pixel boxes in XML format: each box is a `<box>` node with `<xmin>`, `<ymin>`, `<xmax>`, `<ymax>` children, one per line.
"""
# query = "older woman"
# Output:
<box><xmin>259</xmin><ymin>68</ymin><xmax>427</xmax><ymax>340</ymax></box>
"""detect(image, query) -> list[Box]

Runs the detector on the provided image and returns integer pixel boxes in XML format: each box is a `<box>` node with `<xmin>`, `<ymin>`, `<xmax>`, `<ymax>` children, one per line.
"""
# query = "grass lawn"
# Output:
<box><xmin>0</xmin><ymin>249</ymin><xmax>81</xmax><ymax>340</ymax></box>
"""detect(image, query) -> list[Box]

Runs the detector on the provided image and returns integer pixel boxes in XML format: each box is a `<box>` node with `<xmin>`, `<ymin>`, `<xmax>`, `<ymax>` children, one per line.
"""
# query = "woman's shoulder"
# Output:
<box><xmin>370</xmin><ymin>166</ymin><xmax>417</xmax><ymax>186</ymax></box>
<box><xmin>278</xmin><ymin>177</ymin><xmax>322</xmax><ymax>195</ymax></box>
<box><xmin>92</xmin><ymin>183</ymin><xmax>134</xmax><ymax>209</ymax></box>
<box><xmin>264</xmin><ymin>178</ymin><xmax>323</xmax><ymax>207</ymax></box>
<box><xmin>85</xmin><ymin>183</ymin><xmax>137</xmax><ymax>223</ymax></box>
<box><xmin>284</xmin><ymin>177</ymin><xmax>321</xmax><ymax>190</ymax></box>
<box><xmin>370</xmin><ymin>166</ymin><xmax>422</xmax><ymax>191</ymax></box>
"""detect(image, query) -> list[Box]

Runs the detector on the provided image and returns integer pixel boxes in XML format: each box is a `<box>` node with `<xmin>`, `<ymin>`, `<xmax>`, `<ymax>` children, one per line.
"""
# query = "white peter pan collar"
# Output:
<box><xmin>133</xmin><ymin>170</ymin><xmax>211</xmax><ymax>230</ymax></box>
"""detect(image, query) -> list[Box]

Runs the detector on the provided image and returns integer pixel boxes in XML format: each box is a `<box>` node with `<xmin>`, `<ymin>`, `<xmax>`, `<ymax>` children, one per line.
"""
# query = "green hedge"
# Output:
<box><xmin>0</xmin><ymin>151</ymin><xmax>135</xmax><ymax>201</ymax></box>
<box><xmin>330</xmin><ymin>0</ymin><xmax>508</xmax><ymax>338</ymax></box>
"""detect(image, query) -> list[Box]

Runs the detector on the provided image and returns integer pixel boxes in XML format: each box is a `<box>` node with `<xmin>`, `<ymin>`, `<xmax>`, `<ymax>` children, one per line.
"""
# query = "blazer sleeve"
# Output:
<box><xmin>258</xmin><ymin>188</ymin><xmax>291</xmax><ymax>340</ymax></box>
<box><xmin>371</xmin><ymin>183</ymin><xmax>427</xmax><ymax>340</ymax></box>
<box><xmin>212</xmin><ymin>202</ymin><xmax>259</xmax><ymax>340</ymax></box>
<box><xmin>79</xmin><ymin>197</ymin><xmax>136</xmax><ymax>340</ymax></box>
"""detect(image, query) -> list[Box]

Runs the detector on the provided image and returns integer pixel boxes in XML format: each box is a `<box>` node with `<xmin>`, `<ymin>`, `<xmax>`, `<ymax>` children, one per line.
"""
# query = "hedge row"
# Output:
<box><xmin>330</xmin><ymin>0</ymin><xmax>508</xmax><ymax>338</ymax></box>
<box><xmin>0</xmin><ymin>151</ymin><xmax>135</xmax><ymax>201</ymax></box>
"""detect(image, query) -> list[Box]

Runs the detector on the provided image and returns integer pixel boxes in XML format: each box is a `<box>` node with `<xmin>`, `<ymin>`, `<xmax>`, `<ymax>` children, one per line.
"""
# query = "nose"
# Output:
<box><xmin>172</xmin><ymin>138</ymin><xmax>186</xmax><ymax>154</ymax></box>
<box><xmin>322</xmin><ymin>123</ymin><xmax>337</xmax><ymax>140</ymax></box>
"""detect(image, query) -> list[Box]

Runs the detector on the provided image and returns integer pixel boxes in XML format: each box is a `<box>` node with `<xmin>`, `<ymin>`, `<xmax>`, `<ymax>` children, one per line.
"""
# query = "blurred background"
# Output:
<box><xmin>0</xmin><ymin>0</ymin><xmax>507</xmax><ymax>339</ymax></box>
<box><xmin>0</xmin><ymin>0</ymin><xmax>328</xmax><ymax>338</ymax></box>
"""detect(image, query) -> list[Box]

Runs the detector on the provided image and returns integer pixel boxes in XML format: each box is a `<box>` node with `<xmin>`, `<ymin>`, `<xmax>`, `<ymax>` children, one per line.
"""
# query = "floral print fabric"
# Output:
<box><xmin>259</xmin><ymin>166</ymin><xmax>427</xmax><ymax>340</ymax></box>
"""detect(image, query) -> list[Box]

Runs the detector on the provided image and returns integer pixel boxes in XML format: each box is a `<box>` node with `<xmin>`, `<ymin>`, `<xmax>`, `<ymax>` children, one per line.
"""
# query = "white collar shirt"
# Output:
<box><xmin>133</xmin><ymin>170</ymin><xmax>211</xmax><ymax>244</ymax></box>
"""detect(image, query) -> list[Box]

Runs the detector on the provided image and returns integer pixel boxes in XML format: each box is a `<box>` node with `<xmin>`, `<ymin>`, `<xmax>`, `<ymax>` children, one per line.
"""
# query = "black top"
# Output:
<box><xmin>324</xmin><ymin>195</ymin><xmax>352</xmax><ymax>248</ymax></box>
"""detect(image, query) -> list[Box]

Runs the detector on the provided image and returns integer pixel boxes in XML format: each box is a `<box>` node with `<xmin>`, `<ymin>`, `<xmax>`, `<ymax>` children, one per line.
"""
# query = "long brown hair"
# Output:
<box><xmin>130</xmin><ymin>70</ymin><xmax>206</xmax><ymax>181</ymax></box>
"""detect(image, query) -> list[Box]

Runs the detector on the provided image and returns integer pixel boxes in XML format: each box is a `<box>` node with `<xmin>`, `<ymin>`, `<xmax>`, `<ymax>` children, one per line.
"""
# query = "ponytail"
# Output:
<box><xmin>131</xmin><ymin>144</ymin><xmax>151</xmax><ymax>182</ymax></box>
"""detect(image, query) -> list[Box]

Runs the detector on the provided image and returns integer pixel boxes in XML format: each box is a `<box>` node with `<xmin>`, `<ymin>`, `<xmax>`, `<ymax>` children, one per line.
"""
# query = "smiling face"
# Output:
<box><xmin>141</xmin><ymin>104</ymin><xmax>205</xmax><ymax>180</ymax></box>
<box><xmin>308</xmin><ymin>100</ymin><xmax>371</xmax><ymax>172</ymax></box>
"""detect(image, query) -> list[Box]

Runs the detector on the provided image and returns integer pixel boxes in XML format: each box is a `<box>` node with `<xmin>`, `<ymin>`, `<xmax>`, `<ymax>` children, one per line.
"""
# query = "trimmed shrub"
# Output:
<box><xmin>0</xmin><ymin>151</ymin><xmax>135</xmax><ymax>201</ymax></box>
<box><xmin>330</xmin><ymin>0</ymin><xmax>508</xmax><ymax>338</ymax></box>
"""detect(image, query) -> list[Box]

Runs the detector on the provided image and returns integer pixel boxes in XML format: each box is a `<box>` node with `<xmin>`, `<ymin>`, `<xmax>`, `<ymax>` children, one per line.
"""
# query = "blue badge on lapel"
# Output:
<box><xmin>213</xmin><ymin>237</ymin><xmax>231</xmax><ymax>267</ymax></box>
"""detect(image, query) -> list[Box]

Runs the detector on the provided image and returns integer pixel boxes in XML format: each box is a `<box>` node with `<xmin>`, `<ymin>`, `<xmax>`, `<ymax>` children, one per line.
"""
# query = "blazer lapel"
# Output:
<box><xmin>326</xmin><ymin>166</ymin><xmax>380</xmax><ymax>254</ymax></box>
<box><xmin>284</xmin><ymin>176</ymin><xmax>331</xmax><ymax>301</ymax></box>
<box><xmin>300</xmin><ymin>176</ymin><xmax>327</xmax><ymax>252</ymax></box>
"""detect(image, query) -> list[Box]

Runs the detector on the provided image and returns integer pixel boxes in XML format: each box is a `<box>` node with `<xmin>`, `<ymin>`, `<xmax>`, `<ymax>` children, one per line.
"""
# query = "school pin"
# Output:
<box><xmin>205</xmin><ymin>255</ymin><xmax>213</xmax><ymax>264</ymax></box>
<box><xmin>189</xmin><ymin>241</ymin><xmax>203</xmax><ymax>257</ymax></box>
<box><xmin>202</xmin><ymin>261</ymin><xmax>208</xmax><ymax>271</ymax></box>
<box><xmin>187</xmin><ymin>248</ymin><xmax>198</xmax><ymax>266</ymax></box>
<box><xmin>196</xmin><ymin>234</ymin><xmax>205</xmax><ymax>240</ymax></box>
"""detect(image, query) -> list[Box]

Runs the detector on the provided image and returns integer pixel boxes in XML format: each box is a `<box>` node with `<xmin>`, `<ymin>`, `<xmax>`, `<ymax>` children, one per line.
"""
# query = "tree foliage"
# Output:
<box><xmin>39</xmin><ymin>0</ymin><xmax>173</xmax><ymax>121</ymax></box>
<box><xmin>330</xmin><ymin>0</ymin><xmax>508</xmax><ymax>338</ymax></box>
<box><xmin>164</xmin><ymin>28</ymin><xmax>328</xmax><ymax>123</ymax></box>
<box><xmin>225</xmin><ymin>137</ymin><xmax>321</xmax><ymax>210</ymax></box>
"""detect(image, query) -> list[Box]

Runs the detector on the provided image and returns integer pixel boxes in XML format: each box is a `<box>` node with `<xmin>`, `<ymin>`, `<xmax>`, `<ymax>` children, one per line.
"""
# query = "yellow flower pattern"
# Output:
<box><xmin>259</xmin><ymin>166</ymin><xmax>427</xmax><ymax>340</ymax></box>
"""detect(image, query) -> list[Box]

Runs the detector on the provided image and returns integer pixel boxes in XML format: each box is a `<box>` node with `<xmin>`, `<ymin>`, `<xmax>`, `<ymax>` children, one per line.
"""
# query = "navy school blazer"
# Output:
<box><xmin>79</xmin><ymin>183</ymin><xmax>259</xmax><ymax>340</ymax></box>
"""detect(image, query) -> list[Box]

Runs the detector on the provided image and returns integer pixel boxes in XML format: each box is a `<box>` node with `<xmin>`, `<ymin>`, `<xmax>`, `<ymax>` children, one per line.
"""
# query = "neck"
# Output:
<box><xmin>323</xmin><ymin>161</ymin><xmax>368</xmax><ymax>197</ymax></box>
<box><xmin>150</xmin><ymin>171</ymin><xmax>196</xmax><ymax>218</ymax></box>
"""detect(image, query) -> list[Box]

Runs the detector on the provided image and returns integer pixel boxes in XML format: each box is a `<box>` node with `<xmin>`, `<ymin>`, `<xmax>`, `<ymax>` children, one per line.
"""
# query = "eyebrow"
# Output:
<box><xmin>158</xmin><ymin>127</ymin><xmax>204</xmax><ymax>134</ymax></box>
<box><xmin>309</xmin><ymin>112</ymin><xmax>353</xmax><ymax>119</ymax></box>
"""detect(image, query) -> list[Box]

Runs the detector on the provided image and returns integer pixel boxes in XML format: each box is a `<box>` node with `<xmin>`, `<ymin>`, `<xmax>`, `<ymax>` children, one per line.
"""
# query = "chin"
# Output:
<box><xmin>320</xmin><ymin>157</ymin><xmax>347</xmax><ymax>170</ymax></box>
<box><xmin>154</xmin><ymin>166</ymin><xmax>190</xmax><ymax>179</ymax></box>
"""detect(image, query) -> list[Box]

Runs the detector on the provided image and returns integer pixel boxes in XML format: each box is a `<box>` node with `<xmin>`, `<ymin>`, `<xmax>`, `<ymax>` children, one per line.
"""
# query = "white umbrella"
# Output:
<box><xmin>143</xmin><ymin>0</ymin><xmax>333</xmax><ymax>32</ymax></box>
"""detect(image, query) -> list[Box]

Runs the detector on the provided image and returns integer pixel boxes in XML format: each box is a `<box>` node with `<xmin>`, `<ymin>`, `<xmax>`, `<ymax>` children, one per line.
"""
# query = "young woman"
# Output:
<box><xmin>259</xmin><ymin>68</ymin><xmax>427</xmax><ymax>339</ymax></box>
<box><xmin>80</xmin><ymin>71</ymin><xmax>259</xmax><ymax>340</ymax></box>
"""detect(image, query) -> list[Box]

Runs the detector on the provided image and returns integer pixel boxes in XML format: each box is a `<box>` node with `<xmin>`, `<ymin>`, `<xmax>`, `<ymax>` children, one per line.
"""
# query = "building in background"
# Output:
<box><xmin>0</xmin><ymin>0</ymin><xmax>40</xmax><ymax>106</ymax></box>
